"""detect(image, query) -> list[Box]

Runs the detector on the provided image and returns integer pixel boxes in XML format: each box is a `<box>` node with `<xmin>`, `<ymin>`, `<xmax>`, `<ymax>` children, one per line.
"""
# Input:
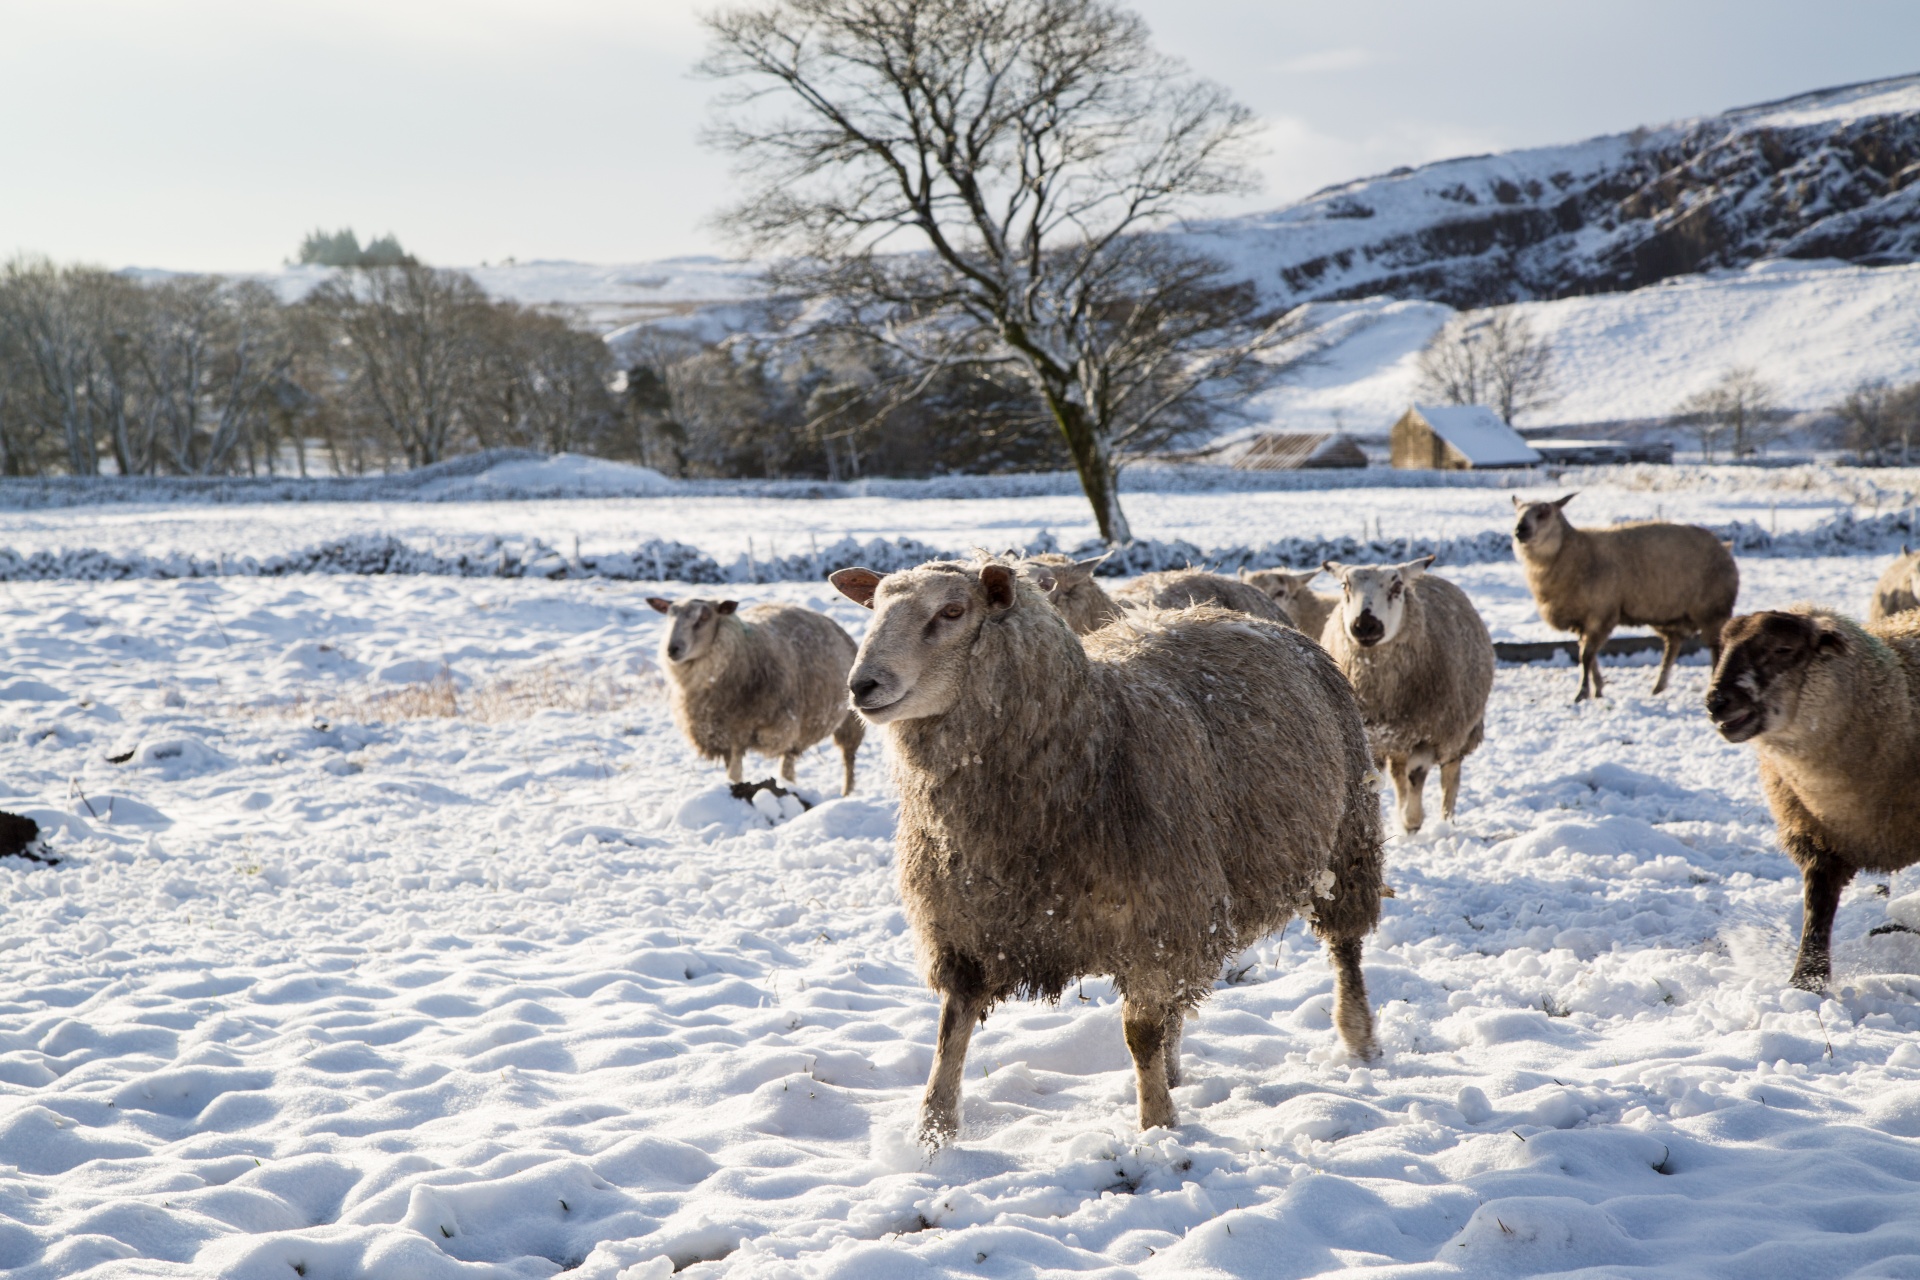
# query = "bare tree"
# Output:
<box><xmin>1835</xmin><ymin>378</ymin><xmax>1920</xmax><ymax>466</ymax></box>
<box><xmin>1415</xmin><ymin>310</ymin><xmax>1554</xmax><ymax>425</ymax></box>
<box><xmin>701</xmin><ymin>0</ymin><xmax>1298</xmax><ymax>542</ymax></box>
<box><xmin>0</xmin><ymin>257</ymin><xmax>118</xmax><ymax>474</ymax></box>
<box><xmin>309</xmin><ymin>264</ymin><xmax>492</xmax><ymax>467</ymax></box>
<box><xmin>1678</xmin><ymin>367</ymin><xmax>1780</xmax><ymax>462</ymax></box>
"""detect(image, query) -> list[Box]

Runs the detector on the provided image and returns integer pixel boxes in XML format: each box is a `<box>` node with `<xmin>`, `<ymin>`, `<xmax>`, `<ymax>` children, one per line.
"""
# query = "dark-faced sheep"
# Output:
<box><xmin>1869</xmin><ymin>546</ymin><xmax>1920</xmax><ymax>624</ymax></box>
<box><xmin>1240</xmin><ymin>568</ymin><xmax>1337</xmax><ymax>640</ymax></box>
<box><xmin>647</xmin><ymin>596</ymin><xmax>865</xmax><ymax>795</ymax></box>
<box><xmin>1512</xmin><ymin>493</ymin><xmax>1739</xmax><ymax>701</ymax></box>
<box><xmin>1320</xmin><ymin>557</ymin><xmax>1495</xmax><ymax>832</ymax></box>
<box><xmin>1112</xmin><ymin>569</ymin><xmax>1295</xmax><ymax>628</ymax></box>
<box><xmin>1706</xmin><ymin>607</ymin><xmax>1920</xmax><ymax>990</ymax></box>
<box><xmin>829</xmin><ymin>560</ymin><xmax>1383</xmax><ymax>1144</ymax></box>
<box><xmin>1014</xmin><ymin>553</ymin><xmax>1121</xmax><ymax>634</ymax></box>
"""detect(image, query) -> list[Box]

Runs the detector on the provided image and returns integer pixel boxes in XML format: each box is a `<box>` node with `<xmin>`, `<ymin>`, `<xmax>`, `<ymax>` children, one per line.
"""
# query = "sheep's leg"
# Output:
<box><xmin>1327</xmin><ymin>936</ymin><xmax>1379</xmax><ymax>1061</ymax></box>
<box><xmin>725</xmin><ymin>747</ymin><xmax>745</xmax><ymax>784</ymax></box>
<box><xmin>1386</xmin><ymin>756</ymin><xmax>1423</xmax><ymax>833</ymax></box>
<box><xmin>1789</xmin><ymin>849</ymin><xmax>1856</xmax><ymax>992</ymax></box>
<box><xmin>1161</xmin><ymin>1010</ymin><xmax>1185</xmax><ymax>1090</ymax></box>
<box><xmin>833</xmin><ymin>713</ymin><xmax>865</xmax><ymax>796</ymax></box>
<box><xmin>1404</xmin><ymin>762</ymin><xmax>1429</xmax><ymax>832</ymax></box>
<box><xmin>1650</xmin><ymin>630</ymin><xmax>1685</xmax><ymax>695</ymax></box>
<box><xmin>1576</xmin><ymin>630</ymin><xmax>1607</xmax><ymax>701</ymax></box>
<box><xmin>1440</xmin><ymin>759</ymin><xmax>1463</xmax><ymax>821</ymax></box>
<box><xmin>780</xmin><ymin>751</ymin><xmax>798</xmax><ymax>784</ymax></box>
<box><xmin>920</xmin><ymin>983</ymin><xmax>988</xmax><ymax>1148</ymax></box>
<box><xmin>1122</xmin><ymin>998</ymin><xmax>1178</xmax><ymax>1131</ymax></box>
<box><xmin>1705</xmin><ymin>614</ymin><xmax>1730</xmax><ymax>670</ymax></box>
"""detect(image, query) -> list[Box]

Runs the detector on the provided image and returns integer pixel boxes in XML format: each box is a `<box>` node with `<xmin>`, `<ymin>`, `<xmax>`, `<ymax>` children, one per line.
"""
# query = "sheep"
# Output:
<box><xmin>1319</xmin><ymin>557</ymin><xmax>1495</xmax><ymax>832</ymax></box>
<box><xmin>1705</xmin><ymin>607</ymin><xmax>1920</xmax><ymax>991</ymax></box>
<box><xmin>1511</xmin><ymin>493</ymin><xmax>1739</xmax><ymax>701</ymax></box>
<box><xmin>1868</xmin><ymin>545</ymin><xmax>1920</xmax><ymax>623</ymax></box>
<box><xmin>1112</xmin><ymin>569</ymin><xmax>1295</xmax><ymax>628</ymax></box>
<box><xmin>1013</xmin><ymin>553</ymin><xmax>1122</xmax><ymax>634</ymax></box>
<box><xmin>1239</xmin><ymin>567</ymin><xmax>1338</xmax><ymax>640</ymax></box>
<box><xmin>828</xmin><ymin>559</ymin><xmax>1383</xmax><ymax>1144</ymax></box>
<box><xmin>647</xmin><ymin>595</ymin><xmax>865</xmax><ymax>795</ymax></box>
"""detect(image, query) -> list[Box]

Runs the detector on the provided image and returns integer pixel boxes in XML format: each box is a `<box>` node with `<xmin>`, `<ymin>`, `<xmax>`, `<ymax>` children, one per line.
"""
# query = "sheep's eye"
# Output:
<box><xmin>940</xmin><ymin>603</ymin><xmax>965</xmax><ymax>620</ymax></box>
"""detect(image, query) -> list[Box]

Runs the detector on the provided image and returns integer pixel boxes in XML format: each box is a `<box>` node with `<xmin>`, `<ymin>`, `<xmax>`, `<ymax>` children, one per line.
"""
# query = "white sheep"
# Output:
<box><xmin>1319</xmin><ymin>557</ymin><xmax>1495</xmax><ymax>832</ymax></box>
<box><xmin>830</xmin><ymin>559</ymin><xmax>1383</xmax><ymax>1144</ymax></box>
<box><xmin>648</xmin><ymin>596</ymin><xmax>865</xmax><ymax>794</ymax></box>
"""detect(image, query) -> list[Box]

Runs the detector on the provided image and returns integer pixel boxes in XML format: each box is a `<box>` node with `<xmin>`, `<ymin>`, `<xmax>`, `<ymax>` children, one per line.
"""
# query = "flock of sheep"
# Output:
<box><xmin>647</xmin><ymin>496</ymin><xmax>1920</xmax><ymax>1147</ymax></box>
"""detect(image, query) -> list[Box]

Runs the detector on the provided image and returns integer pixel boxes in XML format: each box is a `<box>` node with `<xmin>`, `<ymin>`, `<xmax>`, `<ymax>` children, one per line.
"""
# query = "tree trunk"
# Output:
<box><xmin>1047</xmin><ymin>393</ymin><xmax>1131</xmax><ymax>545</ymax></box>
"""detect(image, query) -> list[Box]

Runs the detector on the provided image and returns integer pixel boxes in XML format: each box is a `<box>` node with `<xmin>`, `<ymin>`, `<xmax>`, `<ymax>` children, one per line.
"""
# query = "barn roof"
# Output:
<box><xmin>1412</xmin><ymin>404</ymin><xmax>1542</xmax><ymax>467</ymax></box>
<box><xmin>1234</xmin><ymin>432</ymin><xmax>1367</xmax><ymax>470</ymax></box>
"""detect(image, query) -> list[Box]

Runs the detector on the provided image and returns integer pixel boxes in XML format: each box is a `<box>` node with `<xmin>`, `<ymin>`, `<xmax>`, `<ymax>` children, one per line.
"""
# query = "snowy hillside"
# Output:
<box><xmin>131</xmin><ymin>256</ymin><xmax>773</xmax><ymax>344</ymax></box>
<box><xmin>1254</xmin><ymin>259</ymin><xmax>1920</xmax><ymax>434</ymax></box>
<box><xmin>1187</xmin><ymin>75</ymin><xmax>1920</xmax><ymax>309</ymax></box>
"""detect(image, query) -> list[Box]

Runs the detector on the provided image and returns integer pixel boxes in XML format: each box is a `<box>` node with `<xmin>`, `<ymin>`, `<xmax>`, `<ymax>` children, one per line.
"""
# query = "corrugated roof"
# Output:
<box><xmin>1413</xmin><ymin>404</ymin><xmax>1542</xmax><ymax>466</ymax></box>
<box><xmin>1235</xmin><ymin>432</ymin><xmax>1367</xmax><ymax>470</ymax></box>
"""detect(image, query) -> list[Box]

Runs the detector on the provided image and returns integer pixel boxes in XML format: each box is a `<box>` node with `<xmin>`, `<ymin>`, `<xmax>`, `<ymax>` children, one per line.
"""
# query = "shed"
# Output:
<box><xmin>1528</xmin><ymin>438</ymin><xmax>1675</xmax><ymax>465</ymax></box>
<box><xmin>1234</xmin><ymin>431</ymin><xmax>1368</xmax><ymax>471</ymax></box>
<box><xmin>1390</xmin><ymin>404</ymin><xmax>1542</xmax><ymax>470</ymax></box>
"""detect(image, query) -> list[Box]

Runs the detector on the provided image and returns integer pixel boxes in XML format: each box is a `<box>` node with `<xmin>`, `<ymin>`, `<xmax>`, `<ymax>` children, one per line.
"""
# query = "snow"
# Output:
<box><xmin>1408</xmin><ymin>405</ymin><xmax>1542</xmax><ymax>468</ymax></box>
<box><xmin>419</xmin><ymin>454</ymin><xmax>677</xmax><ymax>501</ymax></box>
<box><xmin>5</xmin><ymin>483</ymin><xmax>1920</xmax><ymax>1277</ymax></box>
<box><xmin>1247</xmin><ymin>260</ymin><xmax>1920</xmax><ymax>435</ymax></box>
<box><xmin>1183</xmin><ymin>73</ymin><xmax>1920</xmax><ymax>307</ymax></box>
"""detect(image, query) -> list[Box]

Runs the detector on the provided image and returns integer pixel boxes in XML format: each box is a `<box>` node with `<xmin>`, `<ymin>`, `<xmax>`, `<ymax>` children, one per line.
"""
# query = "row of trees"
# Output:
<box><xmin>0</xmin><ymin>253</ymin><xmax>1091</xmax><ymax>481</ymax></box>
<box><xmin>0</xmin><ymin>257</ymin><xmax>629</xmax><ymax>476</ymax></box>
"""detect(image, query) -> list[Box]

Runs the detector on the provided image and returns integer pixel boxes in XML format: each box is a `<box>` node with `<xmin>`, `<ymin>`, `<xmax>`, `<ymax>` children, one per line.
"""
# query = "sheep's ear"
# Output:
<box><xmin>1322</xmin><ymin>560</ymin><xmax>1348</xmax><ymax>579</ymax></box>
<box><xmin>1237</xmin><ymin>566</ymin><xmax>1251</xmax><ymax>581</ymax></box>
<box><xmin>829</xmin><ymin>568</ymin><xmax>884</xmax><ymax>609</ymax></box>
<box><xmin>1054</xmin><ymin>555</ymin><xmax>1106</xmax><ymax>587</ymax></box>
<box><xmin>1303</xmin><ymin>566</ymin><xmax>1324</xmax><ymax>584</ymax></box>
<box><xmin>1398</xmin><ymin>555</ymin><xmax>1435</xmax><ymax>581</ymax></box>
<box><xmin>1510</xmin><ymin>495</ymin><xmax>1525</xmax><ymax>510</ymax></box>
<box><xmin>980</xmin><ymin>563</ymin><xmax>1018</xmax><ymax>610</ymax></box>
<box><xmin>1552</xmin><ymin>492</ymin><xmax>1578</xmax><ymax>509</ymax></box>
<box><xmin>1816</xmin><ymin>624</ymin><xmax>1847</xmax><ymax>656</ymax></box>
<box><xmin>646</xmin><ymin>597</ymin><xmax>672</xmax><ymax>613</ymax></box>
<box><xmin>716</xmin><ymin>600</ymin><xmax>738</xmax><ymax>615</ymax></box>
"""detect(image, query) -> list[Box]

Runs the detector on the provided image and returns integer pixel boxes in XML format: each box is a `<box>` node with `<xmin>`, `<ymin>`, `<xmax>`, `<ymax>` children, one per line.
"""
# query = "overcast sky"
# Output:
<box><xmin>4</xmin><ymin>1</ymin><xmax>1917</xmax><ymax>273</ymax></box>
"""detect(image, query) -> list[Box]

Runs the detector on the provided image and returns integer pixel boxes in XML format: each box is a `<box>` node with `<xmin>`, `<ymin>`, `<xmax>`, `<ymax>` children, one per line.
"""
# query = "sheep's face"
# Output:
<box><xmin>647</xmin><ymin>596</ymin><xmax>737</xmax><ymax>665</ymax></box>
<box><xmin>1706</xmin><ymin>611</ymin><xmax>1844</xmax><ymax>744</ymax></box>
<box><xmin>1511</xmin><ymin>494</ymin><xmax>1576</xmax><ymax>557</ymax></box>
<box><xmin>1241</xmin><ymin>568</ymin><xmax>1318</xmax><ymax>616</ymax></box>
<box><xmin>1017</xmin><ymin>554</ymin><xmax>1108</xmax><ymax>632</ymax></box>
<box><xmin>1324</xmin><ymin>558</ymin><xmax>1432</xmax><ymax>649</ymax></box>
<box><xmin>833</xmin><ymin>563</ymin><xmax>1016</xmax><ymax>725</ymax></box>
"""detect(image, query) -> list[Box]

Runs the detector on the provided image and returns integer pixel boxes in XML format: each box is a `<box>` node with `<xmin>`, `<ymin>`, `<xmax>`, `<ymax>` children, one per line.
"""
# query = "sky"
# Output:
<box><xmin>3</xmin><ymin>0</ymin><xmax>1918</xmax><ymax>273</ymax></box>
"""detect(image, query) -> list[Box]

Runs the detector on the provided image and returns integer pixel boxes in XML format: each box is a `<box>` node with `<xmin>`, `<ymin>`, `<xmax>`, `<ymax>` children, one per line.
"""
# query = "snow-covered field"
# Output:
<box><xmin>5</xmin><ymin>486</ymin><xmax>1920</xmax><ymax>1278</ymax></box>
<box><xmin>2</xmin><ymin>465</ymin><xmax>1913</xmax><ymax>632</ymax></box>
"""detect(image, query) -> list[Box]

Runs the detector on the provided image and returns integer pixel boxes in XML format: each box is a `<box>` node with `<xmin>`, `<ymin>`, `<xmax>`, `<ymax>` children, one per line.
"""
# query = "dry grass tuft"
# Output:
<box><xmin>233</xmin><ymin>662</ymin><xmax>662</xmax><ymax>726</ymax></box>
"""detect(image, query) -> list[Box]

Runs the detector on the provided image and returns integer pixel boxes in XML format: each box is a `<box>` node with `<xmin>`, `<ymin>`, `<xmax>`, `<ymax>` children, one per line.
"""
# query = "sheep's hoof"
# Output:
<box><xmin>1787</xmin><ymin>967</ymin><xmax>1829</xmax><ymax>994</ymax></box>
<box><xmin>1137</xmin><ymin>1100</ymin><xmax>1178</xmax><ymax>1132</ymax></box>
<box><xmin>916</xmin><ymin>1108</ymin><xmax>959</xmax><ymax>1151</ymax></box>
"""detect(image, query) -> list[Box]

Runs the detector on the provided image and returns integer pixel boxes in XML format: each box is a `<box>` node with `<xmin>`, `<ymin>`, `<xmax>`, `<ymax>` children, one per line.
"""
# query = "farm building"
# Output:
<box><xmin>1390</xmin><ymin>404</ymin><xmax>1543</xmax><ymax>470</ymax></box>
<box><xmin>1527</xmin><ymin>437</ymin><xmax>1675</xmax><ymax>465</ymax></box>
<box><xmin>1233</xmin><ymin>431</ymin><xmax>1368</xmax><ymax>470</ymax></box>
